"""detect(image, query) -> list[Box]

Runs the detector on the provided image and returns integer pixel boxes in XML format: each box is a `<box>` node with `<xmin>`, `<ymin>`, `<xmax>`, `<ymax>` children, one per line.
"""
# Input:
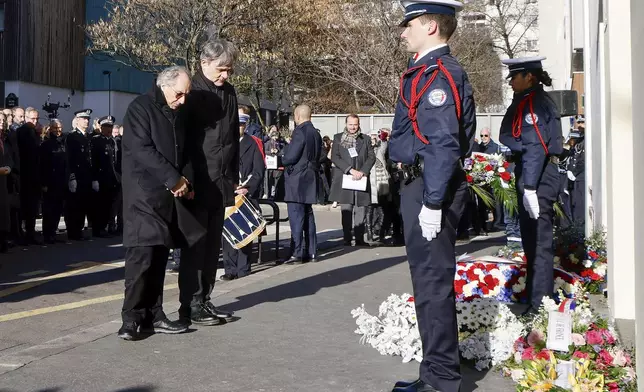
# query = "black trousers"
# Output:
<box><xmin>222</xmin><ymin>240</ymin><xmax>253</xmax><ymax>277</ymax></box>
<box><xmin>517</xmin><ymin>162</ymin><xmax>559</xmax><ymax>309</ymax></box>
<box><xmin>287</xmin><ymin>202</ymin><xmax>317</xmax><ymax>259</ymax></box>
<box><xmin>110</xmin><ymin>185</ymin><xmax>123</xmax><ymax>232</ymax></box>
<box><xmin>92</xmin><ymin>186</ymin><xmax>117</xmax><ymax>235</ymax></box>
<box><xmin>42</xmin><ymin>191</ymin><xmax>65</xmax><ymax>238</ymax></box>
<box><xmin>20</xmin><ymin>191</ymin><xmax>39</xmax><ymax>238</ymax></box>
<box><xmin>122</xmin><ymin>245</ymin><xmax>170</xmax><ymax>323</ymax></box>
<box><xmin>65</xmin><ymin>187</ymin><xmax>90</xmax><ymax>238</ymax></box>
<box><xmin>178</xmin><ymin>202</ymin><xmax>224</xmax><ymax>316</ymax></box>
<box><xmin>570</xmin><ymin>179</ymin><xmax>586</xmax><ymax>224</ymax></box>
<box><xmin>400</xmin><ymin>174</ymin><xmax>466</xmax><ymax>392</ymax></box>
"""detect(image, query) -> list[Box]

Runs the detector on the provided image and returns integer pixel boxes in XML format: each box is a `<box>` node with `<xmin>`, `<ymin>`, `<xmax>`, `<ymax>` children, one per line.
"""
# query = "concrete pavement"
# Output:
<box><xmin>0</xmin><ymin>207</ymin><xmax>514</xmax><ymax>392</ymax></box>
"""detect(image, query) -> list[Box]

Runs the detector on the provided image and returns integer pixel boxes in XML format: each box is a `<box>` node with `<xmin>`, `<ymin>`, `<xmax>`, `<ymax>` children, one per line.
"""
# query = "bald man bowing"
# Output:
<box><xmin>281</xmin><ymin>105</ymin><xmax>323</xmax><ymax>263</ymax></box>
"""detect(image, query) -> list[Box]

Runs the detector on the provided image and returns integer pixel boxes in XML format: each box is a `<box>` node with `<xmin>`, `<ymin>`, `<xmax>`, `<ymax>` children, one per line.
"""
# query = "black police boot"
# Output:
<box><xmin>117</xmin><ymin>321</ymin><xmax>139</xmax><ymax>341</ymax></box>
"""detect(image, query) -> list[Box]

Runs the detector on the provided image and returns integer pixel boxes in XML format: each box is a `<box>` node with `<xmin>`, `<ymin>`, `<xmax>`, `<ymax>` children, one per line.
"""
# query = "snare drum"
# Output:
<box><xmin>222</xmin><ymin>195</ymin><xmax>267</xmax><ymax>249</ymax></box>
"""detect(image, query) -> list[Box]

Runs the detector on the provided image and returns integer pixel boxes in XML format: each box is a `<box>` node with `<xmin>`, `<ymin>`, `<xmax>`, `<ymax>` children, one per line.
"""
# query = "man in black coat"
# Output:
<box><xmin>220</xmin><ymin>106</ymin><xmax>266</xmax><ymax>280</ymax></box>
<box><xmin>15</xmin><ymin>107</ymin><xmax>42</xmax><ymax>245</ymax></box>
<box><xmin>39</xmin><ymin>119</ymin><xmax>67</xmax><ymax>244</ymax></box>
<box><xmin>281</xmin><ymin>105</ymin><xmax>323</xmax><ymax>263</ymax></box>
<box><xmin>178</xmin><ymin>39</ymin><xmax>239</xmax><ymax>326</ymax></box>
<box><xmin>118</xmin><ymin>66</ymin><xmax>205</xmax><ymax>341</ymax></box>
<box><xmin>65</xmin><ymin>109</ymin><xmax>93</xmax><ymax>241</ymax></box>
<box><xmin>89</xmin><ymin>116</ymin><xmax>119</xmax><ymax>238</ymax></box>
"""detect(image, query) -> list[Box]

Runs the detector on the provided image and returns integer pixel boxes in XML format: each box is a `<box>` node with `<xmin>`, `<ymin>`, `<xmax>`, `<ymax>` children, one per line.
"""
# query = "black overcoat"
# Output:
<box><xmin>239</xmin><ymin>134</ymin><xmax>265</xmax><ymax>200</ymax></box>
<box><xmin>121</xmin><ymin>84</ymin><xmax>205</xmax><ymax>248</ymax></box>
<box><xmin>182</xmin><ymin>70</ymin><xmax>240</xmax><ymax>208</ymax></box>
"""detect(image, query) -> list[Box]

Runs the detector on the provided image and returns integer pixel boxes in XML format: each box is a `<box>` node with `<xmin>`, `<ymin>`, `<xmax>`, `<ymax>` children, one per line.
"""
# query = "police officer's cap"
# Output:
<box><xmin>575</xmin><ymin>115</ymin><xmax>585</xmax><ymax>124</ymax></box>
<box><xmin>74</xmin><ymin>109</ymin><xmax>92</xmax><ymax>119</ymax></box>
<box><xmin>239</xmin><ymin>113</ymin><xmax>250</xmax><ymax>124</ymax></box>
<box><xmin>399</xmin><ymin>0</ymin><xmax>464</xmax><ymax>27</ymax></box>
<box><xmin>99</xmin><ymin>115</ymin><xmax>115</xmax><ymax>126</ymax></box>
<box><xmin>568</xmin><ymin>131</ymin><xmax>582</xmax><ymax>139</ymax></box>
<box><xmin>502</xmin><ymin>56</ymin><xmax>546</xmax><ymax>78</ymax></box>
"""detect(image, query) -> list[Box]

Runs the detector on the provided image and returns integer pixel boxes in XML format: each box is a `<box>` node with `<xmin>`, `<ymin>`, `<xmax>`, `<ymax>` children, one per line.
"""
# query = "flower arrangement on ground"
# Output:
<box><xmin>554</xmin><ymin>225</ymin><xmax>608</xmax><ymax>294</ymax></box>
<box><xmin>454</xmin><ymin>256</ymin><xmax>579</xmax><ymax>304</ymax></box>
<box><xmin>351</xmin><ymin>295</ymin><xmax>524</xmax><ymax>370</ymax></box>
<box><xmin>502</xmin><ymin>290</ymin><xmax>637</xmax><ymax>391</ymax></box>
<box><xmin>463</xmin><ymin>152</ymin><xmax>518</xmax><ymax>214</ymax></box>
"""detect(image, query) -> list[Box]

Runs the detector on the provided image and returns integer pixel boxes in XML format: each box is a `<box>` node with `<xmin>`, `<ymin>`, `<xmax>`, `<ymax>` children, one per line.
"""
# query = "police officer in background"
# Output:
<box><xmin>567</xmin><ymin>116</ymin><xmax>585</xmax><ymax>230</ymax></box>
<box><xmin>89</xmin><ymin>116</ymin><xmax>119</xmax><ymax>237</ymax></box>
<box><xmin>109</xmin><ymin>124</ymin><xmax>123</xmax><ymax>235</ymax></box>
<box><xmin>388</xmin><ymin>1</ymin><xmax>476</xmax><ymax>391</ymax></box>
<box><xmin>39</xmin><ymin>119</ymin><xmax>67</xmax><ymax>244</ymax></box>
<box><xmin>65</xmin><ymin>109</ymin><xmax>93</xmax><ymax>241</ymax></box>
<box><xmin>499</xmin><ymin>57</ymin><xmax>563</xmax><ymax>315</ymax></box>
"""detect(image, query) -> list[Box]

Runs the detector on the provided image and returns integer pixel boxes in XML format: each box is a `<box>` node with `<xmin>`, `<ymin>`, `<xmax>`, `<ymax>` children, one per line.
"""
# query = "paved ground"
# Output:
<box><xmin>0</xmin><ymin>206</ymin><xmax>515</xmax><ymax>392</ymax></box>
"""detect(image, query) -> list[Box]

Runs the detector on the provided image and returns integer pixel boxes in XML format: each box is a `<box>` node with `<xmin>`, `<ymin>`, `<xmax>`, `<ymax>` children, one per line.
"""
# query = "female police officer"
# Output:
<box><xmin>499</xmin><ymin>57</ymin><xmax>564</xmax><ymax>315</ymax></box>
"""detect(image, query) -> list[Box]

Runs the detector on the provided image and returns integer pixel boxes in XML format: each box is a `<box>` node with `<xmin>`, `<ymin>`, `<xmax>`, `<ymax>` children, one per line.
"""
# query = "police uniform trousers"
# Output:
<box><xmin>178</xmin><ymin>193</ymin><xmax>224</xmax><ymax>317</ymax></box>
<box><xmin>122</xmin><ymin>245</ymin><xmax>170</xmax><ymax>323</ymax></box>
<box><xmin>92</xmin><ymin>184</ymin><xmax>118</xmax><ymax>235</ymax></box>
<box><xmin>42</xmin><ymin>188</ymin><xmax>66</xmax><ymax>239</ymax></box>
<box><xmin>287</xmin><ymin>202</ymin><xmax>317</xmax><ymax>259</ymax></box>
<box><xmin>65</xmin><ymin>184</ymin><xmax>91</xmax><ymax>239</ymax></box>
<box><xmin>516</xmin><ymin>161</ymin><xmax>559</xmax><ymax>309</ymax></box>
<box><xmin>400</xmin><ymin>172</ymin><xmax>467</xmax><ymax>392</ymax></box>
<box><xmin>570</xmin><ymin>178</ymin><xmax>586</xmax><ymax>224</ymax></box>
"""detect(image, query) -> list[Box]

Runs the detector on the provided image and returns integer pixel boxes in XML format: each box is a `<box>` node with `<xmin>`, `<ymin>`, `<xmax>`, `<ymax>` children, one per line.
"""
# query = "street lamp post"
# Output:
<box><xmin>102</xmin><ymin>70</ymin><xmax>112</xmax><ymax>116</ymax></box>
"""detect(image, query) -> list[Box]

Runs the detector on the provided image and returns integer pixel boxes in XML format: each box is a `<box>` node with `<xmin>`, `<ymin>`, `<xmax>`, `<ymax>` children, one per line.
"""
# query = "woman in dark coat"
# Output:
<box><xmin>329</xmin><ymin>114</ymin><xmax>376</xmax><ymax>246</ymax></box>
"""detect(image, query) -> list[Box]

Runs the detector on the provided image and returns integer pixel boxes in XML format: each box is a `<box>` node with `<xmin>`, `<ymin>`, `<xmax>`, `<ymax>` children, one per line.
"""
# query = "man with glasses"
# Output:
<box><xmin>178</xmin><ymin>39</ymin><xmax>239</xmax><ymax>326</ymax></box>
<box><xmin>15</xmin><ymin>107</ymin><xmax>42</xmax><ymax>245</ymax></box>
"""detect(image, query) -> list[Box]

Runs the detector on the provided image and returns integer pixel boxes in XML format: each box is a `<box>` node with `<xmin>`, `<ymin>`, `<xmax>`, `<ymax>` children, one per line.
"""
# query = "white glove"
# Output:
<box><xmin>69</xmin><ymin>179</ymin><xmax>77</xmax><ymax>193</ymax></box>
<box><xmin>92</xmin><ymin>181</ymin><xmax>100</xmax><ymax>192</ymax></box>
<box><xmin>567</xmin><ymin>171</ymin><xmax>576</xmax><ymax>182</ymax></box>
<box><xmin>418</xmin><ymin>205</ymin><xmax>442</xmax><ymax>241</ymax></box>
<box><xmin>522</xmin><ymin>189</ymin><xmax>540</xmax><ymax>220</ymax></box>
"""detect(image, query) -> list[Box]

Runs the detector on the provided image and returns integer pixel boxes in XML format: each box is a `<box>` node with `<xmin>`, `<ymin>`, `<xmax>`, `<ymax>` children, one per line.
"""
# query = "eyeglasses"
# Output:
<box><xmin>480</xmin><ymin>134</ymin><xmax>490</xmax><ymax>138</ymax></box>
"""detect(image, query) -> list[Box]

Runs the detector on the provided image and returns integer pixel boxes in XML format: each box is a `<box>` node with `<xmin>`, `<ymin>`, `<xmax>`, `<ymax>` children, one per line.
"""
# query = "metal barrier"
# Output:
<box><xmin>257</xmin><ymin>200</ymin><xmax>289</xmax><ymax>263</ymax></box>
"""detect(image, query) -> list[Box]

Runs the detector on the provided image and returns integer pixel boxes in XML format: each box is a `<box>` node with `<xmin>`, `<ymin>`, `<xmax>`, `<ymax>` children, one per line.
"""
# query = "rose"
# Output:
<box><xmin>571</xmin><ymin>333</ymin><xmax>586</xmax><ymax>346</ymax></box>
<box><xmin>521</xmin><ymin>346</ymin><xmax>536</xmax><ymax>361</ymax></box>
<box><xmin>499</xmin><ymin>171</ymin><xmax>512</xmax><ymax>182</ymax></box>
<box><xmin>602</xmin><ymin>329</ymin><xmax>616</xmax><ymax>345</ymax></box>
<box><xmin>572</xmin><ymin>351</ymin><xmax>590</xmax><ymax>360</ymax></box>
<box><xmin>527</xmin><ymin>330</ymin><xmax>545</xmax><ymax>347</ymax></box>
<box><xmin>599</xmin><ymin>349</ymin><xmax>614</xmax><ymax>365</ymax></box>
<box><xmin>503</xmin><ymin>161</ymin><xmax>510</xmax><ymax>168</ymax></box>
<box><xmin>588</xmin><ymin>251</ymin><xmax>599</xmax><ymax>259</ymax></box>
<box><xmin>585</xmin><ymin>330</ymin><xmax>604</xmax><ymax>345</ymax></box>
<box><xmin>466</xmin><ymin>175</ymin><xmax>473</xmax><ymax>183</ymax></box>
<box><xmin>484</xmin><ymin>164</ymin><xmax>493</xmax><ymax>172</ymax></box>
<box><xmin>535</xmin><ymin>349</ymin><xmax>552</xmax><ymax>361</ymax></box>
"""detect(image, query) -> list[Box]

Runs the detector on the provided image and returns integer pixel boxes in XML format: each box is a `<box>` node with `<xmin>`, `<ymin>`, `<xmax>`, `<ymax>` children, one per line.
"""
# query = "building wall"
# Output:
<box><xmin>539</xmin><ymin>0</ymin><xmax>573</xmax><ymax>91</ymax></box>
<box><xmin>3</xmin><ymin>81</ymin><xmax>138</xmax><ymax>129</ymax></box>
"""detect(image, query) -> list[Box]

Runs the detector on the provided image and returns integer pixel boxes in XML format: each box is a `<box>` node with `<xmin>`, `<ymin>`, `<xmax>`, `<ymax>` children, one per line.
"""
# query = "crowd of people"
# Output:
<box><xmin>0</xmin><ymin>106</ymin><xmax>123</xmax><ymax>252</ymax></box>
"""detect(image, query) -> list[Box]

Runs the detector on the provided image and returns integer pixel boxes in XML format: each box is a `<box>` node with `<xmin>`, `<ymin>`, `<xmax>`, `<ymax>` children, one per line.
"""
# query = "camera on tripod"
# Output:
<box><xmin>42</xmin><ymin>93</ymin><xmax>71</xmax><ymax>120</ymax></box>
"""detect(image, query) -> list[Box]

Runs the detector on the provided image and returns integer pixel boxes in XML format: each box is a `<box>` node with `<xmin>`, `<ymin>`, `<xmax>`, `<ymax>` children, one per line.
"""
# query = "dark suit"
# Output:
<box><xmin>179</xmin><ymin>70</ymin><xmax>240</xmax><ymax>317</ymax></box>
<box><xmin>281</xmin><ymin>121</ymin><xmax>322</xmax><ymax>259</ymax></box>
<box><xmin>222</xmin><ymin>134</ymin><xmax>265</xmax><ymax>277</ymax></box>
<box><xmin>120</xmin><ymin>84</ymin><xmax>205</xmax><ymax>324</ymax></box>
<box><xmin>15</xmin><ymin>124</ymin><xmax>41</xmax><ymax>240</ymax></box>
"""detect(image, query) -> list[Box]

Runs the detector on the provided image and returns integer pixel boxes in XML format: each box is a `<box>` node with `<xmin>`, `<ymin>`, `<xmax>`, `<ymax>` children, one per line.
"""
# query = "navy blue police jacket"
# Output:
<box><xmin>281</xmin><ymin>121</ymin><xmax>323</xmax><ymax>204</ymax></box>
<box><xmin>499</xmin><ymin>84</ymin><xmax>563</xmax><ymax>190</ymax></box>
<box><xmin>390</xmin><ymin>45</ymin><xmax>476</xmax><ymax>209</ymax></box>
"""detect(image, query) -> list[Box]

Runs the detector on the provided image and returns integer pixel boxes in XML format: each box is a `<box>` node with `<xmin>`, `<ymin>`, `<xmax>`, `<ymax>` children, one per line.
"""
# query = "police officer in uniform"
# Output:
<box><xmin>567</xmin><ymin>117</ymin><xmax>585</xmax><ymax>229</ymax></box>
<box><xmin>499</xmin><ymin>57</ymin><xmax>563</xmax><ymax>314</ymax></box>
<box><xmin>65</xmin><ymin>109</ymin><xmax>93</xmax><ymax>240</ymax></box>
<box><xmin>39</xmin><ymin>119</ymin><xmax>67</xmax><ymax>244</ymax></box>
<box><xmin>89</xmin><ymin>116</ymin><xmax>119</xmax><ymax>237</ymax></box>
<box><xmin>388</xmin><ymin>2</ymin><xmax>476</xmax><ymax>391</ymax></box>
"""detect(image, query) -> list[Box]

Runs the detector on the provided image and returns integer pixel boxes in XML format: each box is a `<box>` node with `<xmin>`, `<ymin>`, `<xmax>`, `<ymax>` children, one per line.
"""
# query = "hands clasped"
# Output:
<box><xmin>171</xmin><ymin>177</ymin><xmax>193</xmax><ymax>199</ymax></box>
<box><xmin>349</xmin><ymin>168</ymin><xmax>364</xmax><ymax>181</ymax></box>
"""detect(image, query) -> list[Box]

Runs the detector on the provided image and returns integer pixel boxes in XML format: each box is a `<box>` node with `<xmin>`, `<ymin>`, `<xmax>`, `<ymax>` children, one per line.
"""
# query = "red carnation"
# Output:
<box><xmin>483</xmin><ymin>274</ymin><xmax>498</xmax><ymax>288</ymax></box>
<box><xmin>485</xmin><ymin>164</ymin><xmax>493</xmax><ymax>172</ymax></box>
<box><xmin>454</xmin><ymin>280</ymin><xmax>466</xmax><ymax>293</ymax></box>
<box><xmin>521</xmin><ymin>347</ymin><xmax>536</xmax><ymax>361</ymax></box>
<box><xmin>599</xmin><ymin>349</ymin><xmax>614</xmax><ymax>365</ymax></box>
<box><xmin>503</xmin><ymin>161</ymin><xmax>510</xmax><ymax>168</ymax></box>
<box><xmin>481</xmin><ymin>286</ymin><xmax>489</xmax><ymax>295</ymax></box>
<box><xmin>466</xmin><ymin>175</ymin><xmax>473</xmax><ymax>183</ymax></box>
<box><xmin>484</xmin><ymin>263</ymin><xmax>497</xmax><ymax>272</ymax></box>
<box><xmin>500</xmin><ymin>172</ymin><xmax>512</xmax><ymax>182</ymax></box>
<box><xmin>572</xmin><ymin>351</ymin><xmax>590</xmax><ymax>360</ymax></box>
<box><xmin>466</xmin><ymin>269</ymin><xmax>479</xmax><ymax>281</ymax></box>
<box><xmin>407</xmin><ymin>296</ymin><xmax>415</xmax><ymax>302</ymax></box>
<box><xmin>476</xmin><ymin>155</ymin><xmax>487</xmax><ymax>162</ymax></box>
<box><xmin>536</xmin><ymin>349</ymin><xmax>552</xmax><ymax>361</ymax></box>
<box><xmin>588</xmin><ymin>251</ymin><xmax>599</xmax><ymax>259</ymax></box>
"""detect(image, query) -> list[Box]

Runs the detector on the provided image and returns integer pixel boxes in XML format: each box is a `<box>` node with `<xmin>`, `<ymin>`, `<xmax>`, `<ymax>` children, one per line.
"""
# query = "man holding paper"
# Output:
<box><xmin>281</xmin><ymin>105</ymin><xmax>323</xmax><ymax>263</ymax></box>
<box><xmin>329</xmin><ymin>114</ymin><xmax>376</xmax><ymax>246</ymax></box>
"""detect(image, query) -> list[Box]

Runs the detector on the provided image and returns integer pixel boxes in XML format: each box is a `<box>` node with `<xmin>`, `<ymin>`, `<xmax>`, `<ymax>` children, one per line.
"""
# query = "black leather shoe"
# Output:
<box><xmin>204</xmin><ymin>302</ymin><xmax>235</xmax><ymax>321</ymax></box>
<box><xmin>140</xmin><ymin>318</ymin><xmax>188</xmax><ymax>334</ymax></box>
<box><xmin>220</xmin><ymin>274</ymin><xmax>236</xmax><ymax>281</ymax></box>
<box><xmin>309</xmin><ymin>256</ymin><xmax>319</xmax><ymax>263</ymax></box>
<box><xmin>117</xmin><ymin>322</ymin><xmax>139</xmax><ymax>341</ymax></box>
<box><xmin>190</xmin><ymin>305</ymin><xmax>226</xmax><ymax>326</ymax></box>
<box><xmin>392</xmin><ymin>379</ymin><xmax>439</xmax><ymax>392</ymax></box>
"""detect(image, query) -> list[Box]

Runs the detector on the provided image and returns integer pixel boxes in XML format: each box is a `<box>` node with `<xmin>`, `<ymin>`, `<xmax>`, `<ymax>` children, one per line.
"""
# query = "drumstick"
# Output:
<box><xmin>239</xmin><ymin>174</ymin><xmax>253</xmax><ymax>188</ymax></box>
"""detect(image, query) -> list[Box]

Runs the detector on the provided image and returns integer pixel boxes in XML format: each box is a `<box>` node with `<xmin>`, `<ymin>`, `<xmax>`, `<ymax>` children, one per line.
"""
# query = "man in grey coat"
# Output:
<box><xmin>329</xmin><ymin>114</ymin><xmax>376</xmax><ymax>246</ymax></box>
